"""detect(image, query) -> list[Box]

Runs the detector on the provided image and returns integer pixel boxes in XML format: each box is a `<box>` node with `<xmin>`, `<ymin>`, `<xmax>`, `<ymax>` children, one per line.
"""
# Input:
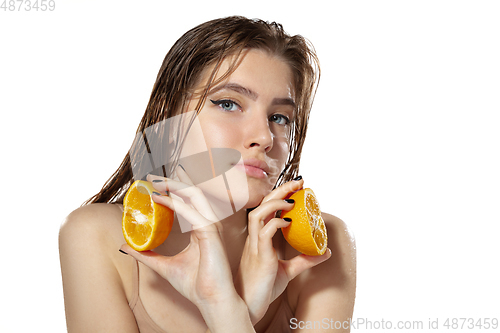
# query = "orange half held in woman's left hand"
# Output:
<box><xmin>122</xmin><ymin>180</ymin><xmax>174</xmax><ymax>251</ymax></box>
<box><xmin>280</xmin><ymin>188</ymin><xmax>328</xmax><ymax>256</ymax></box>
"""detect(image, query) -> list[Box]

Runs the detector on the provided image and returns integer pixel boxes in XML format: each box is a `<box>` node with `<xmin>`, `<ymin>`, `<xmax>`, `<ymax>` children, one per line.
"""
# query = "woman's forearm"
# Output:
<box><xmin>200</xmin><ymin>296</ymin><xmax>255</xmax><ymax>333</ymax></box>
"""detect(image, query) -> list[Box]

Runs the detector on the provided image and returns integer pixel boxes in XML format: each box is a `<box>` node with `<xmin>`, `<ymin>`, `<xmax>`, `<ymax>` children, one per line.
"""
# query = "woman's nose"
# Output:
<box><xmin>244</xmin><ymin>115</ymin><xmax>273</xmax><ymax>153</ymax></box>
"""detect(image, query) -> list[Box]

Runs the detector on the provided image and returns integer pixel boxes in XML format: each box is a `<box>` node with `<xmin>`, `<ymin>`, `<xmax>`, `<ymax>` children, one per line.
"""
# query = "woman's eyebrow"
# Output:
<box><xmin>209</xmin><ymin>82</ymin><xmax>296</xmax><ymax>107</ymax></box>
<box><xmin>210</xmin><ymin>83</ymin><xmax>258</xmax><ymax>100</ymax></box>
<box><xmin>272</xmin><ymin>97</ymin><xmax>295</xmax><ymax>108</ymax></box>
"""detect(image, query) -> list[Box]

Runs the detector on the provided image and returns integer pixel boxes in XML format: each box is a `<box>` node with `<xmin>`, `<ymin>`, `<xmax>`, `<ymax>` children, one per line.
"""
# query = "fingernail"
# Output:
<box><xmin>293</xmin><ymin>175</ymin><xmax>302</xmax><ymax>181</ymax></box>
<box><xmin>152</xmin><ymin>179</ymin><xmax>164</xmax><ymax>183</ymax></box>
<box><xmin>285</xmin><ymin>199</ymin><xmax>295</xmax><ymax>204</ymax></box>
<box><xmin>152</xmin><ymin>191</ymin><xmax>161</xmax><ymax>196</ymax></box>
<box><xmin>119</xmin><ymin>249</ymin><xmax>128</xmax><ymax>255</ymax></box>
<box><xmin>283</xmin><ymin>217</ymin><xmax>292</xmax><ymax>222</ymax></box>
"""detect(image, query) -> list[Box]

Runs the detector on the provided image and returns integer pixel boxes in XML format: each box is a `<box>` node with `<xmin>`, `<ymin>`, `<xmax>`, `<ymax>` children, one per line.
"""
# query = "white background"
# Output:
<box><xmin>1</xmin><ymin>1</ymin><xmax>499</xmax><ymax>332</ymax></box>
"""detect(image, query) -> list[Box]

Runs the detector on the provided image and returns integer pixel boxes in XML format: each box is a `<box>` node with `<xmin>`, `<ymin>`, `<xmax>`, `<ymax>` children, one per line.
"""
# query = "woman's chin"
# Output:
<box><xmin>242</xmin><ymin>189</ymin><xmax>271</xmax><ymax>210</ymax></box>
<box><xmin>242</xmin><ymin>201</ymin><xmax>262</xmax><ymax>211</ymax></box>
<box><xmin>198</xmin><ymin>177</ymin><xmax>275</xmax><ymax>212</ymax></box>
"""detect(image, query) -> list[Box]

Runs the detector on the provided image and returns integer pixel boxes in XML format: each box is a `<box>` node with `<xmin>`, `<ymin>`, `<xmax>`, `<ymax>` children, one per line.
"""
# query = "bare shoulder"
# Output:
<box><xmin>320</xmin><ymin>212</ymin><xmax>357</xmax><ymax>293</ymax></box>
<box><xmin>287</xmin><ymin>212</ymin><xmax>356</xmax><ymax>318</ymax></box>
<box><xmin>59</xmin><ymin>203</ymin><xmax>138</xmax><ymax>331</ymax></box>
<box><xmin>322</xmin><ymin>212</ymin><xmax>356</xmax><ymax>270</ymax></box>
<box><xmin>59</xmin><ymin>203</ymin><xmax>134</xmax><ymax>288</ymax></box>
<box><xmin>59</xmin><ymin>203</ymin><xmax>124</xmax><ymax>249</ymax></box>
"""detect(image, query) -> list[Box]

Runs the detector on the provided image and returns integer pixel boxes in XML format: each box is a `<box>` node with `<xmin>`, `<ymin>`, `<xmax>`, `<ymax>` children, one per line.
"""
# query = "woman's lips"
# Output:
<box><xmin>234</xmin><ymin>159</ymin><xmax>270</xmax><ymax>179</ymax></box>
<box><xmin>235</xmin><ymin>164</ymin><xmax>267</xmax><ymax>178</ymax></box>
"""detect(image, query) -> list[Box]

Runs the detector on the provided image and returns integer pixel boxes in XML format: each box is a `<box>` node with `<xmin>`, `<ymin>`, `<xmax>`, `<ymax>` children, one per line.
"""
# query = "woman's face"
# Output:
<box><xmin>183</xmin><ymin>49</ymin><xmax>295</xmax><ymax>209</ymax></box>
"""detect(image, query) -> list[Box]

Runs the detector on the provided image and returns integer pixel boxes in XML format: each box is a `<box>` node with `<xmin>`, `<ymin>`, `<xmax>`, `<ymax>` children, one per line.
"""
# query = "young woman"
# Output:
<box><xmin>59</xmin><ymin>16</ymin><xmax>356</xmax><ymax>332</ymax></box>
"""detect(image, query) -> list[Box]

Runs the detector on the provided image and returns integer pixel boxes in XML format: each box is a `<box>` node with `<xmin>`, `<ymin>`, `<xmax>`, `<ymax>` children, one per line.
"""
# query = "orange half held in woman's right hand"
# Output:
<box><xmin>122</xmin><ymin>180</ymin><xmax>174</xmax><ymax>251</ymax></box>
<box><xmin>280</xmin><ymin>188</ymin><xmax>328</xmax><ymax>256</ymax></box>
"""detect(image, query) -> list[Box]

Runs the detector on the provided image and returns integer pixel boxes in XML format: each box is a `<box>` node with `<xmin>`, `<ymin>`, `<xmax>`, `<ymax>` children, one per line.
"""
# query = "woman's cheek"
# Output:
<box><xmin>201</xmin><ymin>118</ymin><xmax>241</xmax><ymax>149</ymax></box>
<box><xmin>275</xmin><ymin>139</ymin><xmax>290</xmax><ymax>164</ymax></box>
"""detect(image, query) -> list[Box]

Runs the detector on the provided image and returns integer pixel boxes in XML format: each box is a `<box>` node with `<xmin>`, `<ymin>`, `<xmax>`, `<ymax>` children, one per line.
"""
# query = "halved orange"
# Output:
<box><xmin>280</xmin><ymin>188</ymin><xmax>328</xmax><ymax>256</ymax></box>
<box><xmin>122</xmin><ymin>180</ymin><xmax>174</xmax><ymax>251</ymax></box>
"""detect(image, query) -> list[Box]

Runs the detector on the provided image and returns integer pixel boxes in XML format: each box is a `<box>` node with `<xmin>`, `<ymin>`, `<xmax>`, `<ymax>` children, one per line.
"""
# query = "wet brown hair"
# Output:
<box><xmin>85</xmin><ymin>16</ymin><xmax>320</xmax><ymax>205</ymax></box>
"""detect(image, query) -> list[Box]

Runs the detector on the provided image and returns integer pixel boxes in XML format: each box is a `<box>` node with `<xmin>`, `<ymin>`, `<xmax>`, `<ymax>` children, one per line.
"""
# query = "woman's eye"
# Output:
<box><xmin>270</xmin><ymin>114</ymin><xmax>290</xmax><ymax>125</ymax></box>
<box><xmin>210</xmin><ymin>99</ymin><xmax>239</xmax><ymax>112</ymax></box>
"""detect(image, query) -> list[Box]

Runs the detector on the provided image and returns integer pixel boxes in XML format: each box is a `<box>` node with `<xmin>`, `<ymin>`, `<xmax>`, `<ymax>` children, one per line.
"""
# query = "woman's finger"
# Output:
<box><xmin>257</xmin><ymin>217</ymin><xmax>291</xmax><ymax>255</ymax></box>
<box><xmin>261</xmin><ymin>177</ymin><xmax>304</xmax><ymax>205</ymax></box>
<box><xmin>148</xmin><ymin>174</ymin><xmax>219</xmax><ymax>223</ymax></box>
<box><xmin>280</xmin><ymin>249</ymin><xmax>332</xmax><ymax>281</ymax></box>
<box><xmin>151</xmin><ymin>193</ymin><xmax>217</xmax><ymax>231</ymax></box>
<box><xmin>175</xmin><ymin>164</ymin><xmax>195</xmax><ymax>186</ymax></box>
<box><xmin>147</xmin><ymin>174</ymin><xmax>190</xmax><ymax>194</ymax></box>
<box><xmin>120</xmin><ymin>244</ymin><xmax>172</xmax><ymax>277</ymax></box>
<box><xmin>247</xmin><ymin>199</ymin><xmax>294</xmax><ymax>249</ymax></box>
<box><xmin>245</xmin><ymin>178</ymin><xmax>303</xmax><ymax>248</ymax></box>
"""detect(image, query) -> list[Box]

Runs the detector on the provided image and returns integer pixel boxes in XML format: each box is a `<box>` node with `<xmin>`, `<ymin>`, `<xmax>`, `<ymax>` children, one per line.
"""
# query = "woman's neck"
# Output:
<box><xmin>218</xmin><ymin>207</ymin><xmax>249</xmax><ymax>246</ymax></box>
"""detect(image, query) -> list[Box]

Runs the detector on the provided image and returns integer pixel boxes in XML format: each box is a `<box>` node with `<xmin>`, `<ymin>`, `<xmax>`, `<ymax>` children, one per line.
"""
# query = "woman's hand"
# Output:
<box><xmin>120</xmin><ymin>170</ymin><xmax>253</xmax><ymax>331</ymax></box>
<box><xmin>234</xmin><ymin>178</ymin><xmax>331</xmax><ymax>325</ymax></box>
